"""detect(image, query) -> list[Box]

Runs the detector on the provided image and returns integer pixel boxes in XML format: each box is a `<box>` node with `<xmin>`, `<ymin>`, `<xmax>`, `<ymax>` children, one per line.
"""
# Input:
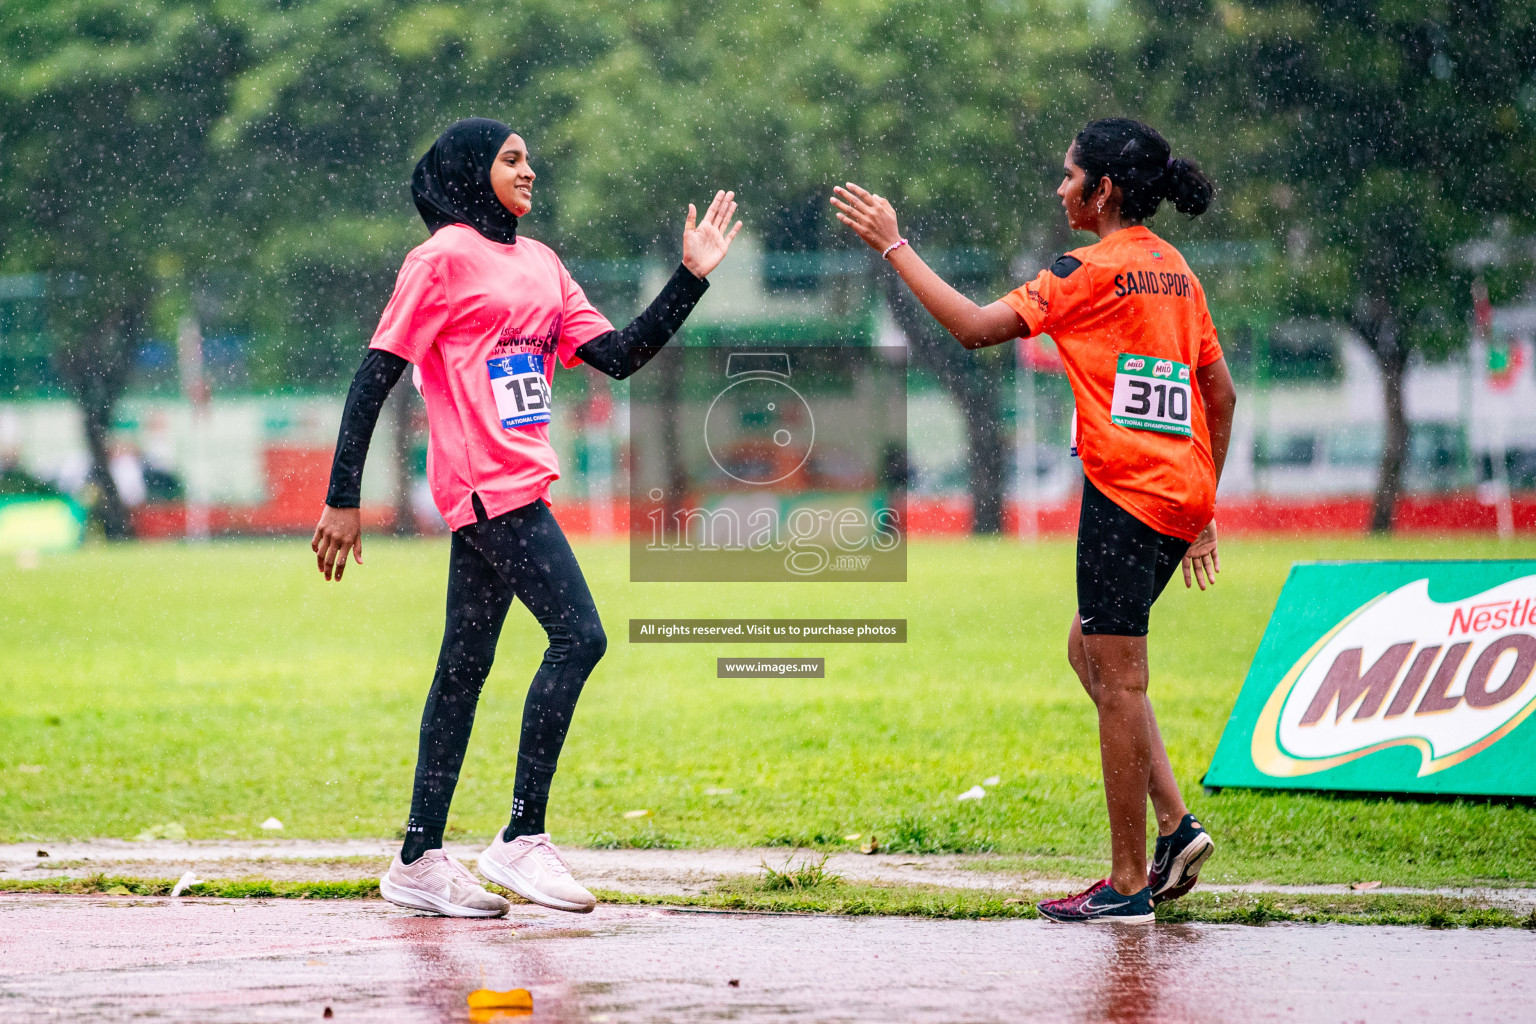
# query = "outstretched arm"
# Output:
<box><xmin>578</xmin><ymin>191</ymin><xmax>742</xmax><ymax>380</ymax></box>
<box><xmin>832</xmin><ymin>183</ymin><xmax>1024</xmax><ymax>349</ymax></box>
<box><xmin>575</xmin><ymin>266</ymin><xmax>708</xmax><ymax>380</ymax></box>
<box><xmin>312</xmin><ymin>349</ymin><xmax>408</xmax><ymax>581</ymax></box>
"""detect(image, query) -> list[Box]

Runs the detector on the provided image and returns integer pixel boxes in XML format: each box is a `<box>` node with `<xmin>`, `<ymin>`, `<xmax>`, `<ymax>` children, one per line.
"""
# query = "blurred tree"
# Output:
<box><xmin>209</xmin><ymin>0</ymin><xmax>619</xmax><ymax>388</ymax></box>
<box><xmin>0</xmin><ymin>0</ymin><xmax>618</xmax><ymax>533</ymax></box>
<box><xmin>547</xmin><ymin>0</ymin><xmax>1133</xmax><ymax>532</ymax></box>
<box><xmin>1137</xmin><ymin>0</ymin><xmax>1536</xmax><ymax>531</ymax></box>
<box><xmin>0</xmin><ymin>0</ymin><xmax>248</xmax><ymax>537</ymax></box>
<box><xmin>25</xmin><ymin>0</ymin><xmax>1528</xmax><ymax>541</ymax></box>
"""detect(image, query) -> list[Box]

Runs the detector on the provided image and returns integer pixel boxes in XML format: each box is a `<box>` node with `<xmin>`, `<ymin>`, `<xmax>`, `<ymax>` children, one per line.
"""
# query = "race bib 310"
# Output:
<box><xmin>1110</xmin><ymin>353</ymin><xmax>1192</xmax><ymax>438</ymax></box>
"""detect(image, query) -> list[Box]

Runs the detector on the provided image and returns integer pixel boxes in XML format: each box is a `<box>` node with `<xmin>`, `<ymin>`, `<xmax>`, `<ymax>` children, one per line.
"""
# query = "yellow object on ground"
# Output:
<box><xmin>467</xmin><ymin>988</ymin><xmax>533</xmax><ymax>1010</ymax></box>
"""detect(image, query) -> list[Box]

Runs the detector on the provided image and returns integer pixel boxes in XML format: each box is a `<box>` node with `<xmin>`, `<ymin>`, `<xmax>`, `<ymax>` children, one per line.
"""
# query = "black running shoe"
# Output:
<box><xmin>1037</xmin><ymin>879</ymin><xmax>1155</xmax><ymax>924</ymax></box>
<box><xmin>1148</xmin><ymin>812</ymin><xmax>1214</xmax><ymax>906</ymax></box>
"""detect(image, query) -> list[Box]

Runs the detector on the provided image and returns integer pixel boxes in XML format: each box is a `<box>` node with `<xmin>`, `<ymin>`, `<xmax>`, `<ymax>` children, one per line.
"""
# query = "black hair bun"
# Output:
<box><xmin>1074</xmin><ymin>119</ymin><xmax>1213</xmax><ymax>221</ymax></box>
<box><xmin>1165</xmin><ymin>157</ymin><xmax>1214</xmax><ymax>217</ymax></box>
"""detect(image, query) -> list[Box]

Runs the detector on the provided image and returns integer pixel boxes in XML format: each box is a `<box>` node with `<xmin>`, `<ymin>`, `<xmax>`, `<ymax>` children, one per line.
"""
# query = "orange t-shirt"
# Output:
<box><xmin>1000</xmin><ymin>226</ymin><xmax>1222</xmax><ymax>542</ymax></box>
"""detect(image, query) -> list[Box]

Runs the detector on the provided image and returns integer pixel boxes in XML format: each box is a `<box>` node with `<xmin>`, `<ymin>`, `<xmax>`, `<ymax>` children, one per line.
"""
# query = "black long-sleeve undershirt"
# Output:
<box><xmin>324</xmin><ymin>262</ymin><xmax>708</xmax><ymax>509</ymax></box>
<box><xmin>325</xmin><ymin>348</ymin><xmax>408</xmax><ymax>509</ymax></box>
<box><xmin>573</xmin><ymin>263</ymin><xmax>708</xmax><ymax>379</ymax></box>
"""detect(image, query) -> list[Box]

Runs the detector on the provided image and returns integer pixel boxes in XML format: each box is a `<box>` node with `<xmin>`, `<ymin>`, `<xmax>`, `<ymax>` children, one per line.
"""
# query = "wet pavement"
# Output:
<box><xmin>2</xmin><ymin>894</ymin><xmax>1534</xmax><ymax>1022</ymax></box>
<box><xmin>8</xmin><ymin>841</ymin><xmax>1534</xmax><ymax>909</ymax></box>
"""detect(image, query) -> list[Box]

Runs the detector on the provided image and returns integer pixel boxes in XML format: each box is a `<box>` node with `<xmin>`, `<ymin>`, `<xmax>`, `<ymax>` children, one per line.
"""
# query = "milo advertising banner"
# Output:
<box><xmin>1206</xmin><ymin>561</ymin><xmax>1536</xmax><ymax>797</ymax></box>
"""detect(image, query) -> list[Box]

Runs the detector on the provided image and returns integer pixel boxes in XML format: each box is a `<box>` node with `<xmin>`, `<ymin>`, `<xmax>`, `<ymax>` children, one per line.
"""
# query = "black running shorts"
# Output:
<box><xmin>1076</xmin><ymin>478</ymin><xmax>1191</xmax><ymax>637</ymax></box>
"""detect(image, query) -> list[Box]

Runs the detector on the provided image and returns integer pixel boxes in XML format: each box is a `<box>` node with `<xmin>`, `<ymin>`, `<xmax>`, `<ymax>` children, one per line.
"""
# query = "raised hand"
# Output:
<box><xmin>681</xmin><ymin>190</ymin><xmax>742</xmax><ymax>279</ymax></box>
<box><xmin>831</xmin><ymin>183</ymin><xmax>902</xmax><ymax>254</ymax></box>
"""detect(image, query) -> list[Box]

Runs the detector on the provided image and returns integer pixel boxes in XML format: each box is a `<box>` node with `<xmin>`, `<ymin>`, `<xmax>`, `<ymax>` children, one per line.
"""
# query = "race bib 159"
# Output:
<box><xmin>1110</xmin><ymin>353</ymin><xmax>1192</xmax><ymax>437</ymax></box>
<box><xmin>488</xmin><ymin>353</ymin><xmax>552</xmax><ymax>428</ymax></box>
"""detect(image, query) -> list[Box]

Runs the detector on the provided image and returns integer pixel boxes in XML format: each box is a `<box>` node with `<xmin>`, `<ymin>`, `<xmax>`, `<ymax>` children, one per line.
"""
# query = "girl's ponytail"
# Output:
<box><xmin>1073</xmin><ymin>119</ymin><xmax>1214</xmax><ymax>221</ymax></box>
<box><xmin>1164</xmin><ymin>157</ymin><xmax>1213</xmax><ymax>217</ymax></box>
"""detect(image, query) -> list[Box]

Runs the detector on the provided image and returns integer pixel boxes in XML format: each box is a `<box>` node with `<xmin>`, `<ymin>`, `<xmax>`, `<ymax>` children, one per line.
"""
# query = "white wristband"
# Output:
<box><xmin>881</xmin><ymin>238</ymin><xmax>910</xmax><ymax>260</ymax></box>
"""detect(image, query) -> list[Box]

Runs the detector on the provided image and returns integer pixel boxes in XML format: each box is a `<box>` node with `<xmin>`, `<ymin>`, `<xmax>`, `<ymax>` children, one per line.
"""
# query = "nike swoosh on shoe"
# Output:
<box><xmin>1081</xmin><ymin>896</ymin><xmax>1129</xmax><ymax>913</ymax></box>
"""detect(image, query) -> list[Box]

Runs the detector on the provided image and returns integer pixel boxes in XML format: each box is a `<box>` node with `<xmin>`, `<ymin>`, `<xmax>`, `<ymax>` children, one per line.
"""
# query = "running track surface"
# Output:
<box><xmin>2</xmin><ymin>894</ymin><xmax>1534</xmax><ymax>1022</ymax></box>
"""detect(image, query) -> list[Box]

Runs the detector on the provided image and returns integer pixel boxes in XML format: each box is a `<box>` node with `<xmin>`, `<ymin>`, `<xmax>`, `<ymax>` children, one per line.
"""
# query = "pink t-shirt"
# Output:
<box><xmin>369</xmin><ymin>223</ymin><xmax>614</xmax><ymax>530</ymax></box>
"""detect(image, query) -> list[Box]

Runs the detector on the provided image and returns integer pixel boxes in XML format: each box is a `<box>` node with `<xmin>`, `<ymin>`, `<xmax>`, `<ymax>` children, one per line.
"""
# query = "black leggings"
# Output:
<box><xmin>402</xmin><ymin>498</ymin><xmax>605</xmax><ymax>861</ymax></box>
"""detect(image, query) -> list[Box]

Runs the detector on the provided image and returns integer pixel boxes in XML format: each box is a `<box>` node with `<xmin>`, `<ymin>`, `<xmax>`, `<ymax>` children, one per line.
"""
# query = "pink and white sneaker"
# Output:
<box><xmin>379</xmin><ymin>849</ymin><xmax>510</xmax><ymax>918</ymax></box>
<box><xmin>477</xmin><ymin>830</ymin><xmax>596</xmax><ymax>913</ymax></box>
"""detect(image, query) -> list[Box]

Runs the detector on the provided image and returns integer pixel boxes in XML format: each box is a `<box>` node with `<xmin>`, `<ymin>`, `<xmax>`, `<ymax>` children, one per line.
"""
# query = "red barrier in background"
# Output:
<box><xmin>939</xmin><ymin>495</ymin><xmax>1536</xmax><ymax>538</ymax></box>
<box><xmin>128</xmin><ymin>446</ymin><xmax>1536</xmax><ymax>539</ymax></box>
<box><xmin>132</xmin><ymin>447</ymin><xmax>395</xmax><ymax>538</ymax></box>
<box><xmin>134</xmin><ymin>492</ymin><xmax>1536</xmax><ymax>539</ymax></box>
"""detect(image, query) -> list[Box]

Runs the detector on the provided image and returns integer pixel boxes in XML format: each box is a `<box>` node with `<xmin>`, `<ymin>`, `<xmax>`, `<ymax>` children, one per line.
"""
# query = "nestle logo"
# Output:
<box><xmin>1449</xmin><ymin>599</ymin><xmax>1536</xmax><ymax>636</ymax></box>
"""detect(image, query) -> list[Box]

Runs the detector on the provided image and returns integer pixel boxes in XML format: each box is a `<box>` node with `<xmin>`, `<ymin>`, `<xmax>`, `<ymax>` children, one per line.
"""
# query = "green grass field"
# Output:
<box><xmin>4</xmin><ymin>534</ymin><xmax>1536</xmax><ymax>888</ymax></box>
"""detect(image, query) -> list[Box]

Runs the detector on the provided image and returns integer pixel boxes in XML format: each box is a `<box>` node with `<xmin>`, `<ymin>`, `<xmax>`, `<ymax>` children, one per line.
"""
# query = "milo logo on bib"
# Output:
<box><xmin>1110</xmin><ymin>352</ymin><xmax>1192</xmax><ymax>438</ymax></box>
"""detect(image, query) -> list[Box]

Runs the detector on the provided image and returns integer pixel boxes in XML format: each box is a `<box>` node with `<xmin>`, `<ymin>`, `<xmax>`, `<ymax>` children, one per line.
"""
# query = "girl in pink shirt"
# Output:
<box><xmin>312</xmin><ymin>118</ymin><xmax>740</xmax><ymax>918</ymax></box>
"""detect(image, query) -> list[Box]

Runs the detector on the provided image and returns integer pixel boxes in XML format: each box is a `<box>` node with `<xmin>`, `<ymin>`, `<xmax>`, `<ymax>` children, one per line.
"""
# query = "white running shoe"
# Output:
<box><xmin>477</xmin><ymin>830</ymin><xmax>596</xmax><ymax>914</ymax></box>
<box><xmin>379</xmin><ymin>849</ymin><xmax>510</xmax><ymax>918</ymax></box>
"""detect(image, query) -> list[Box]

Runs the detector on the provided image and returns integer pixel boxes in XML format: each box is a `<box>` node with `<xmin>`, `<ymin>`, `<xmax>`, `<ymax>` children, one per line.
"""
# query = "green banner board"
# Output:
<box><xmin>1206</xmin><ymin>560</ymin><xmax>1536</xmax><ymax>798</ymax></box>
<box><xmin>0</xmin><ymin>495</ymin><xmax>85</xmax><ymax>554</ymax></box>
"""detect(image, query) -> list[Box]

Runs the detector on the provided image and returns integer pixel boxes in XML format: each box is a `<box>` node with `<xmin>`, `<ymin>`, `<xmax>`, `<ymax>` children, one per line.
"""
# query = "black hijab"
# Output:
<box><xmin>411</xmin><ymin>118</ymin><xmax>520</xmax><ymax>245</ymax></box>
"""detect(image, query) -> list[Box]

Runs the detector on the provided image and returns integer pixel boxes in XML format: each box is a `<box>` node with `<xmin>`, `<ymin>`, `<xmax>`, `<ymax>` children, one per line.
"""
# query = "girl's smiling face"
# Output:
<box><xmin>489</xmin><ymin>133</ymin><xmax>535</xmax><ymax>217</ymax></box>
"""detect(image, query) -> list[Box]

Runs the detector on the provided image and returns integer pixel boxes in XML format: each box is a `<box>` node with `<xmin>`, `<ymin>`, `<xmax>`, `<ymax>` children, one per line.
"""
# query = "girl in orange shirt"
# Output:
<box><xmin>833</xmin><ymin>117</ymin><xmax>1237</xmax><ymax>923</ymax></box>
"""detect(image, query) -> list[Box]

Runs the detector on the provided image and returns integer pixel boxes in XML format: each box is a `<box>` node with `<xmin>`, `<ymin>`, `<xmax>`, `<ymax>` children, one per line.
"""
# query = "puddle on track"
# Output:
<box><xmin>1</xmin><ymin>894</ymin><xmax>1533</xmax><ymax>1022</ymax></box>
